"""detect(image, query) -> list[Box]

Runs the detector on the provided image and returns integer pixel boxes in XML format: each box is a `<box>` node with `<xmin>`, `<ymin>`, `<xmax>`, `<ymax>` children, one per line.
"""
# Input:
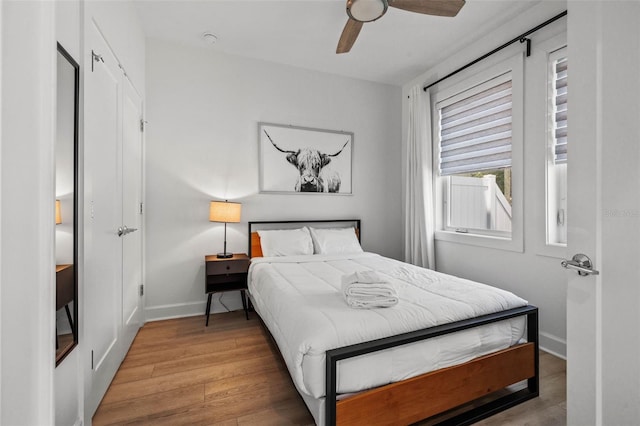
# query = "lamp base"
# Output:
<box><xmin>216</xmin><ymin>252</ymin><xmax>233</xmax><ymax>259</ymax></box>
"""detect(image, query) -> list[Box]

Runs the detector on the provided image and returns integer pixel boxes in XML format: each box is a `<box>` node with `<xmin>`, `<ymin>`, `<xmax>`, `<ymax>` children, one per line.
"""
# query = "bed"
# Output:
<box><xmin>247</xmin><ymin>220</ymin><xmax>538</xmax><ymax>426</ymax></box>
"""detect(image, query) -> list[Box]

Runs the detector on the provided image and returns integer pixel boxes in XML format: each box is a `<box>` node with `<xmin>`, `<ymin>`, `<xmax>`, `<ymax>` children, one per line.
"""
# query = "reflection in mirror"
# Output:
<box><xmin>55</xmin><ymin>43</ymin><xmax>79</xmax><ymax>365</ymax></box>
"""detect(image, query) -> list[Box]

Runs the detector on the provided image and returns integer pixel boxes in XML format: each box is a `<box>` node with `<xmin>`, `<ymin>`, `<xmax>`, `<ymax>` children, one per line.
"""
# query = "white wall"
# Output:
<box><xmin>1</xmin><ymin>1</ymin><xmax>56</xmax><ymax>424</ymax></box>
<box><xmin>145</xmin><ymin>40</ymin><xmax>403</xmax><ymax>320</ymax></box>
<box><xmin>0</xmin><ymin>1</ymin><xmax>3</xmax><ymax>418</ymax></box>
<box><xmin>55</xmin><ymin>2</ymin><xmax>82</xmax><ymax>425</ymax></box>
<box><xmin>402</xmin><ymin>1</ymin><xmax>569</xmax><ymax>357</ymax></box>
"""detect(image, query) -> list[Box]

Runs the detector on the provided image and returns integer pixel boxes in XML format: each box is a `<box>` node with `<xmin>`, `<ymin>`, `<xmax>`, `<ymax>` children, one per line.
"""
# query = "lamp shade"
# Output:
<box><xmin>55</xmin><ymin>200</ymin><xmax>62</xmax><ymax>225</ymax></box>
<box><xmin>209</xmin><ymin>201</ymin><xmax>241</xmax><ymax>223</ymax></box>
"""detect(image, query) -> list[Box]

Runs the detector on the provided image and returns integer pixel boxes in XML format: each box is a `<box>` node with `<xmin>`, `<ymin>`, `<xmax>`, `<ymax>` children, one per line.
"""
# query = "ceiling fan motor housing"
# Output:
<box><xmin>347</xmin><ymin>0</ymin><xmax>389</xmax><ymax>22</ymax></box>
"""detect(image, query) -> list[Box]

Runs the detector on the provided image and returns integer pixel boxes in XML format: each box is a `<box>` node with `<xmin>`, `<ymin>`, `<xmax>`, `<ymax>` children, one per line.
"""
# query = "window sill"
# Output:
<box><xmin>435</xmin><ymin>230</ymin><xmax>524</xmax><ymax>253</ymax></box>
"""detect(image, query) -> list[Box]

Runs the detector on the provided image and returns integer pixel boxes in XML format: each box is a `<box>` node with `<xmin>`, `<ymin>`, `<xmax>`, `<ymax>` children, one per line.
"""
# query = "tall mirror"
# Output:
<box><xmin>55</xmin><ymin>43</ymin><xmax>79</xmax><ymax>365</ymax></box>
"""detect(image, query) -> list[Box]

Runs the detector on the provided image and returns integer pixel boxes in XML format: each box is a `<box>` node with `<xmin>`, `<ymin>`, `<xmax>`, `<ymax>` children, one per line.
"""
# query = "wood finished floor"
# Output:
<box><xmin>93</xmin><ymin>311</ymin><xmax>566</xmax><ymax>425</ymax></box>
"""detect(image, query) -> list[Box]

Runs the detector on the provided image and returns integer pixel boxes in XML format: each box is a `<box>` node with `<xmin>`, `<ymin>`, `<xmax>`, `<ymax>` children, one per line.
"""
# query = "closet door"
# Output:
<box><xmin>85</xmin><ymin>20</ymin><xmax>123</xmax><ymax>416</ymax></box>
<box><xmin>84</xmin><ymin>20</ymin><xmax>143</xmax><ymax>416</ymax></box>
<box><xmin>121</xmin><ymin>77</ymin><xmax>143</xmax><ymax>347</ymax></box>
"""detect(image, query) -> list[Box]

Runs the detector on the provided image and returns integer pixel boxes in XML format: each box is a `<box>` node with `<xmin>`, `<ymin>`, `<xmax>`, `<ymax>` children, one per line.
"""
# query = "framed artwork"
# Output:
<box><xmin>258</xmin><ymin>122</ymin><xmax>353</xmax><ymax>194</ymax></box>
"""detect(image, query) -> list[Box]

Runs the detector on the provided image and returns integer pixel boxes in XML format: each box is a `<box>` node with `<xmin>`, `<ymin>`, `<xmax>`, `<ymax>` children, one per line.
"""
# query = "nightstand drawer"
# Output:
<box><xmin>206</xmin><ymin>259</ymin><xmax>250</xmax><ymax>276</ymax></box>
<box><xmin>206</xmin><ymin>272</ymin><xmax>246</xmax><ymax>286</ymax></box>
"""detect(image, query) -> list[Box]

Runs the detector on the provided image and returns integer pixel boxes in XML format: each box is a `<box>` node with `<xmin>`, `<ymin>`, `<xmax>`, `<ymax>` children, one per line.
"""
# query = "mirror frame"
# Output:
<box><xmin>55</xmin><ymin>42</ymin><xmax>79</xmax><ymax>366</ymax></box>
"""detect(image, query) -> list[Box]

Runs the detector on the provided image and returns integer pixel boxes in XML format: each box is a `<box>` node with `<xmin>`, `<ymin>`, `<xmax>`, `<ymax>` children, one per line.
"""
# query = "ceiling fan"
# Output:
<box><xmin>337</xmin><ymin>0</ymin><xmax>466</xmax><ymax>54</ymax></box>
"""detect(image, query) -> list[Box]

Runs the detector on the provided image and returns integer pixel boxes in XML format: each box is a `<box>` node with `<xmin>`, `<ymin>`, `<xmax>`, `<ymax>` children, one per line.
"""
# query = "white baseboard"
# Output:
<box><xmin>145</xmin><ymin>301</ymin><xmax>203</xmax><ymax>322</ymax></box>
<box><xmin>539</xmin><ymin>331</ymin><xmax>567</xmax><ymax>359</ymax></box>
<box><xmin>145</xmin><ymin>292</ymin><xmax>244</xmax><ymax>322</ymax></box>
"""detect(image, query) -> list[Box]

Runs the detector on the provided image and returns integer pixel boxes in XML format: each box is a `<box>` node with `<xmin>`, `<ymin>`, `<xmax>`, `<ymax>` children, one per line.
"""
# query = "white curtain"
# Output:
<box><xmin>404</xmin><ymin>85</ymin><xmax>435</xmax><ymax>269</ymax></box>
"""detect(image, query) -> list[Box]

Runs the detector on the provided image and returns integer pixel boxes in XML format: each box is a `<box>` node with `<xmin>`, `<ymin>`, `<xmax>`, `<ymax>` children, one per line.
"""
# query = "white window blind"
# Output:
<box><xmin>553</xmin><ymin>57</ymin><xmax>568</xmax><ymax>164</ymax></box>
<box><xmin>439</xmin><ymin>78</ymin><xmax>513</xmax><ymax>176</ymax></box>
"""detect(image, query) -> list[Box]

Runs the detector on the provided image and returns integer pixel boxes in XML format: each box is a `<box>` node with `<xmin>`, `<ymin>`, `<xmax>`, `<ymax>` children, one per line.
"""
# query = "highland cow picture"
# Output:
<box><xmin>259</xmin><ymin>123</ymin><xmax>353</xmax><ymax>194</ymax></box>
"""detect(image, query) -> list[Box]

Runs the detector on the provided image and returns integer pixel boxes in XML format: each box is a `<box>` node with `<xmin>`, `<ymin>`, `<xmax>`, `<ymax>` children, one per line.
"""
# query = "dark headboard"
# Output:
<box><xmin>247</xmin><ymin>219</ymin><xmax>361</xmax><ymax>258</ymax></box>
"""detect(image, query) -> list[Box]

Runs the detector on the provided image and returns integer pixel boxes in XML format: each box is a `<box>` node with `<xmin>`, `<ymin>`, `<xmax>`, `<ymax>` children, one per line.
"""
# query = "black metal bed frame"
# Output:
<box><xmin>247</xmin><ymin>219</ymin><xmax>538</xmax><ymax>425</ymax></box>
<box><xmin>325</xmin><ymin>305</ymin><xmax>539</xmax><ymax>425</ymax></box>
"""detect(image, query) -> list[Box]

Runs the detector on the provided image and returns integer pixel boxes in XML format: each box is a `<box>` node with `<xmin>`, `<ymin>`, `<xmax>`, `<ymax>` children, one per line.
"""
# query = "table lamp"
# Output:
<box><xmin>209</xmin><ymin>200</ymin><xmax>241</xmax><ymax>258</ymax></box>
<box><xmin>55</xmin><ymin>200</ymin><xmax>62</xmax><ymax>224</ymax></box>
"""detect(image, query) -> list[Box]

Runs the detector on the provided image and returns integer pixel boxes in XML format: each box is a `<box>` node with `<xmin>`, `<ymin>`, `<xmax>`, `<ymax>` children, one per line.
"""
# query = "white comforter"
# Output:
<box><xmin>248</xmin><ymin>252</ymin><xmax>527</xmax><ymax>399</ymax></box>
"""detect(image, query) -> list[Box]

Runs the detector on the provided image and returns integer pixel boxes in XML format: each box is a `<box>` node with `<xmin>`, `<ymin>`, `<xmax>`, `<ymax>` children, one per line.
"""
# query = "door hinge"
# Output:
<box><xmin>91</xmin><ymin>50</ymin><xmax>104</xmax><ymax>72</ymax></box>
<box><xmin>139</xmin><ymin>202</ymin><xmax>143</xmax><ymax>215</ymax></box>
<box><xmin>91</xmin><ymin>350</ymin><xmax>94</xmax><ymax>370</ymax></box>
<box><xmin>140</xmin><ymin>284</ymin><xmax>144</xmax><ymax>297</ymax></box>
<box><xmin>118</xmin><ymin>62</ymin><xmax>128</xmax><ymax>78</ymax></box>
<box><xmin>140</xmin><ymin>119</ymin><xmax>147</xmax><ymax>132</ymax></box>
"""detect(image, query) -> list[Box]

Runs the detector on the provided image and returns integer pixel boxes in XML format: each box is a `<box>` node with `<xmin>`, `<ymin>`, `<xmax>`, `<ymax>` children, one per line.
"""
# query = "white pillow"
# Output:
<box><xmin>309</xmin><ymin>227</ymin><xmax>363</xmax><ymax>255</ymax></box>
<box><xmin>257</xmin><ymin>227</ymin><xmax>314</xmax><ymax>257</ymax></box>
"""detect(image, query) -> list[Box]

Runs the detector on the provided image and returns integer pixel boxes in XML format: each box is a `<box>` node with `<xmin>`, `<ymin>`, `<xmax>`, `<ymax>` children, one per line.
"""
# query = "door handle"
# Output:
<box><xmin>118</xmin><ymin>226</ymin><xmax>138</xmax><ymax>237</ymax></box>
<box><xmin>561</xmin><ymin>253</ymin><xmax>600</xmax><ymax>276</ymax></box>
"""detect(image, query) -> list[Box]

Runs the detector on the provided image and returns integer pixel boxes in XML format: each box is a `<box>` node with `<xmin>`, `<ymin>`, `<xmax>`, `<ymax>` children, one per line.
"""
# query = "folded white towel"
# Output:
<box><xmin>341</xmin><ymin>277</ymin><xmax>398</xmax><ymax>309</ymax></box>
<box><xmin>341</xmin><ymin>282</ymin><xmax>397</xmax><ymax>299</ymax></box>
<box><xmin>345</xmin><ymin>295</ymin><xmax>398</xmax><ymax>309</ymax></box>
<box><xmin>341</xmin><ymin>270</ymin><xmax>382</xmax><ymax>285</ymax></box>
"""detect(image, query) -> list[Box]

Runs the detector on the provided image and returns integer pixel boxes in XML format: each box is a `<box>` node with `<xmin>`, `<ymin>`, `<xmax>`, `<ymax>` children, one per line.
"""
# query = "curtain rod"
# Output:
<box><xmin>423</xmin><ymin>10</ymin><xmax>567</xmax><ymax>92</ymax></box>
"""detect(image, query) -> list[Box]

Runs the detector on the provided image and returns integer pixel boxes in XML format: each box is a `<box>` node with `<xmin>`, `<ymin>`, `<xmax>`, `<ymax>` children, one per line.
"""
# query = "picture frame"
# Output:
<box><xmin>258</xmin><ymin>122</ymin><xmax>353</xmax><ymax>195</ymax></box>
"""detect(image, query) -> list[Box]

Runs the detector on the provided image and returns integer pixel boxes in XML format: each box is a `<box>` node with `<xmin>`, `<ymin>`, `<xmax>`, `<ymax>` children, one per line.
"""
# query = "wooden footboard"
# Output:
<box><xmin>336</xmin><ymin>343</ymin><xmax>535</xmax><ymax>425</ymax></box>
<box><xmin>326</xmin><ymin>305</ymin><xmax>539</xmax><ymax>426</ymax></box>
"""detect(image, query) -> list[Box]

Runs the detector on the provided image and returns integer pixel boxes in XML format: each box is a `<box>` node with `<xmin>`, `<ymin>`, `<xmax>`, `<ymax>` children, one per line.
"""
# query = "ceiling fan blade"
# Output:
<box><xmin>337</xmin><ymin>18</ymin><xmax>364</xmax><ymax>54</ymax></box>
<box><xmin>388</xmin><ymin>0</ymin><xmax>465</xmax><ymax>17</ymax></box>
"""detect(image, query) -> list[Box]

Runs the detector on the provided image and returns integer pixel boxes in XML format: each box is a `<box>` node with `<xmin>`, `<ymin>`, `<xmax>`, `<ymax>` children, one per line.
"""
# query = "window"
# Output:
<box><xmin>432</xmin><ymin>54</ymin><xmax>523</xmax><ymax>251</ymax></box>
<box><xmin>547</xmin><ymin>47</ymin><xmax>567</xmax><ymax>245</ymax></box>
<box><xmin>438</xmin><ymin>73</ymin><xmax>513</xmax><ymax>238</ymax></box>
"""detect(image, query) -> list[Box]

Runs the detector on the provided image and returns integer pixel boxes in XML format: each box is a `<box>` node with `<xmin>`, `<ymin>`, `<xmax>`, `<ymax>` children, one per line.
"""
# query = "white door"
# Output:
<box><xmin>84</xmin><ymin>20</ymin><xmax>123</xmax><ymax>416</ymax></box>
<box><xmin>84</xmin><ymin>20</ymin><xmax>143</xmax><ymax>417</ymax></box>
<box><xmin>121</xmin><ymin>77</ymin><xmax>143</xmax><ymax>347</ymax></box>
<box><xmin>566</xmin><ymin>2</ymin><xmax>640</xmax><ymax>424</ymax></box>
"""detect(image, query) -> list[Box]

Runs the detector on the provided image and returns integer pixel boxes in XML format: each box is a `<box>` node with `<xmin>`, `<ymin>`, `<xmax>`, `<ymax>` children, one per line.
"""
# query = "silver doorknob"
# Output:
<box><xmin>561</xmin><ymin>253</ymin><xmax>600</xmax><ymax>276</ymax></box>
<box><xmin>118</xmin><ymin>225</ymin><xmax>138</xmax><ymax>237</ymax></box>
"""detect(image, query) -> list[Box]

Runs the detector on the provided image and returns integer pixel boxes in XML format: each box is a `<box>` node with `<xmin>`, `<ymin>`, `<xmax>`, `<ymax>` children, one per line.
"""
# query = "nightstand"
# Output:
<box><xmin>205</xmin><ymin>253</ymin><xmax>250</xmax><ymax>326</ymax></box>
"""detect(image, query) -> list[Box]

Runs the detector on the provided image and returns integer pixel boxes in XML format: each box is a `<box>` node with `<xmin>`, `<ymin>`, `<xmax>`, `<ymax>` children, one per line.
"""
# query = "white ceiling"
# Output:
<box><xmin>134</xmin><ymin>0</ymin><xmax>543</xmax><ymax>86</ymax></box>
